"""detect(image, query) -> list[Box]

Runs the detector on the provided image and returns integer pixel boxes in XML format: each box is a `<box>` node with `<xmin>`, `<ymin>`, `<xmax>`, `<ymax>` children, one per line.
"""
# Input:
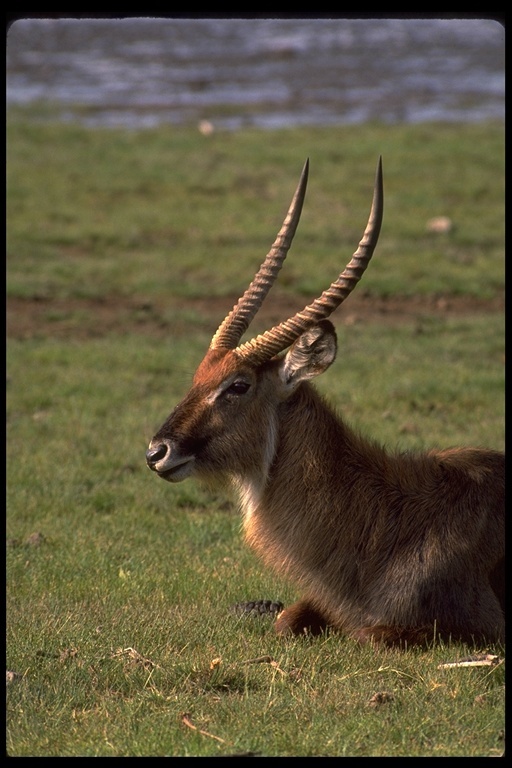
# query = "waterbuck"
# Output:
<box><xmin>146</xmin><ymin>159</ymin><xmax>504</xmax><ymax>647</ymax></box>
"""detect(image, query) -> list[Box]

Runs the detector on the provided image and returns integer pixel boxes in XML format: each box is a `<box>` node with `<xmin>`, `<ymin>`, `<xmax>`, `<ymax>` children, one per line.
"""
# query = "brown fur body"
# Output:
<box><xmin>246</xmin><ymin>381</ymin><xmax>504</xmax><ymax>645</ymax></box>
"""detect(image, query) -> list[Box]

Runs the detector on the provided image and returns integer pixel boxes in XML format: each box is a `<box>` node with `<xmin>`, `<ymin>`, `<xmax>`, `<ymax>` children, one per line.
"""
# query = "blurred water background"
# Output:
<box><xmin>6</xmin><ymin>16</ymin><xmax>504</xmax><ymax>130</ymax></box>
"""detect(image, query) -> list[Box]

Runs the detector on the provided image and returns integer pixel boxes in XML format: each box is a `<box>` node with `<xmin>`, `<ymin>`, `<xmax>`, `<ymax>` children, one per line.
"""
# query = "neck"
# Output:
<box><xmin>239</xmin><ymin>382</ymin><xmax>371</xmax><ymax>546</ymax></box>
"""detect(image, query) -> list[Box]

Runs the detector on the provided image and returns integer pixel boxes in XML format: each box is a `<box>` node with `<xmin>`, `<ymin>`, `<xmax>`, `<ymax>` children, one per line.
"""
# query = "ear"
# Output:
<box><xmin>278</xmin><ymin>319</ymin><xmax>337</xmax><ymax>390</ymax></box>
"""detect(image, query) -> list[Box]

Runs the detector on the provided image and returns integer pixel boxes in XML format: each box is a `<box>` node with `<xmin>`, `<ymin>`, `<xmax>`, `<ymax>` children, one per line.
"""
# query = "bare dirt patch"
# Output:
<box><xmin>6</xmin><ymin>291</ymin><xmax>504</xmax><ymax>341</ymax></box>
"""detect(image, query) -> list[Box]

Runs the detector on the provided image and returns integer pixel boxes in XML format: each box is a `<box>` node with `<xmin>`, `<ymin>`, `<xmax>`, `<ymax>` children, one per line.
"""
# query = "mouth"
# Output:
<box><xmin>156</xmin><ymin>457</ymin><xmax>195</xmax><ymax>483</ymax></box>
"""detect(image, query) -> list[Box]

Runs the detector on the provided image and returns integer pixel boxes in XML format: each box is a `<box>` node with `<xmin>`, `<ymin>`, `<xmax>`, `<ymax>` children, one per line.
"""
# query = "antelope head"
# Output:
<box><xmin>146</xmin><ymin>159</ymin><xmax>383</xmax><ymax>492</ymax></box>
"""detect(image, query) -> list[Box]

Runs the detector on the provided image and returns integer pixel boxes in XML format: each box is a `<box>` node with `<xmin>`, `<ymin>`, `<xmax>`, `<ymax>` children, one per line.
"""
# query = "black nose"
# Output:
<box><xmin>146</xmin><ymin>443</ymin><xmax>168</xmax><ymax>470</ymax></box>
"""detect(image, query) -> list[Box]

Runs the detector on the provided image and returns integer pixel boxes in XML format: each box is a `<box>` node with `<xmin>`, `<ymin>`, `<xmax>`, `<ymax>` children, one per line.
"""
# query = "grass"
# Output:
<box><xmin>7</xmin><ymin>110</ymin><xmax>504</xmax><ymax>301</ymax></box>
<box><xmin>6</xmin><ymin>113</ymin><xmax>504</xmax><ymax>756</ymax></box>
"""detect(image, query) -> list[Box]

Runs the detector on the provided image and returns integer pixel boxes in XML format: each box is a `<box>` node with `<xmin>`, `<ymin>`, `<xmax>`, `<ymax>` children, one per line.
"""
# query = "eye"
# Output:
<box><xmin>225</xmin><ymin>379</ymin><xmax>251</xmax><ymax>396</ymax></box>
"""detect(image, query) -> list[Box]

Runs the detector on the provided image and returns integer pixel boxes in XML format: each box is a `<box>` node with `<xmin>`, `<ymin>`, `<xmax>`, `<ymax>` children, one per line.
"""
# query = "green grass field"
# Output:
<box><xmin>6</xmin><ymin>113</ymin><xmax>504</xmax><ymax>756</ymax></box>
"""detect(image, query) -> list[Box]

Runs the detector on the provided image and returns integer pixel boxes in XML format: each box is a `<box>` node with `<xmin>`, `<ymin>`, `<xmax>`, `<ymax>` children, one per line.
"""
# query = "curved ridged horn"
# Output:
<box><xmin>236</xmin><ymin>157</ymin><xmax>383</xmax><ymax>365</ymax></box>
<box><xmin>210</xmin><ymin>159</ymin><xmax>309</xmax><ymax>351</ymax></box>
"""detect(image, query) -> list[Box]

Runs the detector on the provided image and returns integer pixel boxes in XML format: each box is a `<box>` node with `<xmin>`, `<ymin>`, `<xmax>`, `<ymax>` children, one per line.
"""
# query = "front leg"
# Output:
<box><xmin>274</xmin><ymin>600</ymin><xmax>330</xmax><ymax>636</ymax></box>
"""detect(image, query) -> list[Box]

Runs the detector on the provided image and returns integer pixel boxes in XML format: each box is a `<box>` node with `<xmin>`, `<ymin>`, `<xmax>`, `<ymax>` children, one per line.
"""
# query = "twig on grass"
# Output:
<box><xmin>181</xmin><ymin>712</ymin><xmax>230</xmax><ymax>745</ymax></box>
<box><xmin>437</xmin><ymin>654</ymin><xmax>503</xmax><ymax>669</ymax></box>
<box><xmin>241</xmin><ymin>655</ymin><xmax>287</xmax><ymax>676</ymax></box>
